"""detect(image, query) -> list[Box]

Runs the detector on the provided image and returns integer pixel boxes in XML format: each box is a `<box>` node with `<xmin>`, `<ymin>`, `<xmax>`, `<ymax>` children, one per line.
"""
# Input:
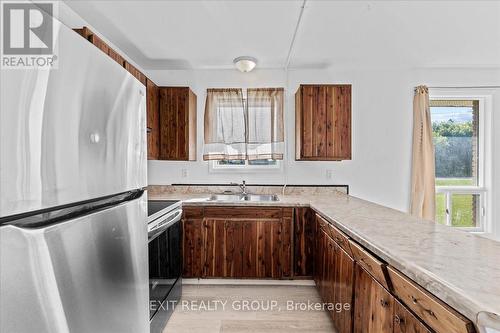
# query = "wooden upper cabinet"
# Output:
<box><xmin>159</xmin><ymin>87</ymin><xmax>197</xmax><ymax>161</ymax></box>
<box><xmin>146</xmin><ymin>79</ymin><xmax>160</xmax><ymax>160</ymax></box>
<box><xmin>295</xmin><ymin>84</ymin><xmax>351</xmax><ymax>160</ymax></box>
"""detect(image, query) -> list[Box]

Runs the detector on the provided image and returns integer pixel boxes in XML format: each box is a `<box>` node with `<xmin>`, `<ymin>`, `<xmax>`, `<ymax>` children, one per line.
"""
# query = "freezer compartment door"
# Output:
<box><xmin>0</xmin><ymin>195</ymin><xmax>149</xmax><ymax>333</ymax></box>
<box><xmin>0</xmin><ymin>13</ymin><xmax>146</xmax><ymax>218</ymax></box>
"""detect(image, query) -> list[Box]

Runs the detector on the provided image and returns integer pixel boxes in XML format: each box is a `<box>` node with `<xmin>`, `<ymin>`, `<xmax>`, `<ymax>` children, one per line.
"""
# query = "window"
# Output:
<box><xmin>204</xmin><ymin>88</ymin><xmax>285</xmax><ymax>170</ymax></box>
<box><xmin>430</xmin><ymin>98</ymin><xmax>486</xmax><ymax>230</ymax></box>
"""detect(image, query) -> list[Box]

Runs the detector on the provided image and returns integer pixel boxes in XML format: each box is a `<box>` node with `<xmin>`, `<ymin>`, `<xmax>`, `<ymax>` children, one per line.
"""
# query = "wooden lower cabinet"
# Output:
<box><xmin>314</xmin><ymin>215</ymin><xmax>355</xmax><ymax>333</ymax></box>
<box><xmin>182</xmin><ymin>207</ymin><xmax>292</xmax><ymax>279</ymax></box>
<box><xmin>353</xmin><ymin>264</ymin><xmax>394</xmax><ymax>333</ymax></box>
<box><xmin>183</xmin><ymin>205</ymin><xmax>474</xmax><ymax>333</ymax></box>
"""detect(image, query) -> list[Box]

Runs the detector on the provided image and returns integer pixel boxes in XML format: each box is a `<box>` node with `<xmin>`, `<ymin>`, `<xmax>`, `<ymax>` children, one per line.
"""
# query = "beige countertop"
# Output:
<box><xmin>148</xmin><ymin>190</ymin><xmax>500</xmax><ymax>329</ymax></box>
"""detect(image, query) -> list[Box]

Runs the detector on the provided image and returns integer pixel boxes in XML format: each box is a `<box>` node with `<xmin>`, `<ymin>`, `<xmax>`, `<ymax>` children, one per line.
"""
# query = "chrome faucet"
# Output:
<box><xmin>231</xmin><ymin>180</ymin><xmax>248</xmax><ymax>195</ymax></box>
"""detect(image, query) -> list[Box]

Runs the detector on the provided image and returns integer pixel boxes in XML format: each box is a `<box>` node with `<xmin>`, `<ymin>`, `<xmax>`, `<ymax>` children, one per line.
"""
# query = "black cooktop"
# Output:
<box><xmin>147</xmin><ymin>200</ymin><xmax>179</xmax><ymax>216</ymax></box>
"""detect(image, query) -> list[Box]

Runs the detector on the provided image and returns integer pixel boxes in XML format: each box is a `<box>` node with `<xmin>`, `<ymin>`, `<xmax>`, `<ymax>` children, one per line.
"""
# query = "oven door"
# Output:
<box><xmin>148</xmin><ymin>208</ymin><xmax>182</xmax><ymax>327</ymax></box>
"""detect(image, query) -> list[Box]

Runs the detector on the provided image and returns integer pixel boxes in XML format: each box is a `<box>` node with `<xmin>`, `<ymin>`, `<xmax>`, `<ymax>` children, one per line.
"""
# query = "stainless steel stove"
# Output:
<box><xmin>147</xmin><ymin>200</ymin><xmax>182</xmax><ymax>333</ymax></box>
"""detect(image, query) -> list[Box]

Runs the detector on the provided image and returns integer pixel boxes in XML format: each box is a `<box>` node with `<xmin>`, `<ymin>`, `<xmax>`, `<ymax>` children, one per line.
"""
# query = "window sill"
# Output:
<box><xmin>471</xmin><ymin>232</ymin><xmax>499</xmax><ymax>242</ymax></box>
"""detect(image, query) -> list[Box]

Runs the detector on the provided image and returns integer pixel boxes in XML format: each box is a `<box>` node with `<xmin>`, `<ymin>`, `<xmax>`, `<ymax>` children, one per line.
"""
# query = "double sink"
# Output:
<box><xmin>208</xmin><ymin>194</ymin><xmax>279</xmax><ymax>202</ymax></box>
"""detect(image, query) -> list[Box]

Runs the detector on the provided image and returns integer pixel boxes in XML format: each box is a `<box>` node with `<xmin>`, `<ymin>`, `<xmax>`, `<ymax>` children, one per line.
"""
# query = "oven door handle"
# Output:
<box><xmin>148</xmin><ymin>209</ymin><xmax>182</xmax><ymax>242</ymax></box>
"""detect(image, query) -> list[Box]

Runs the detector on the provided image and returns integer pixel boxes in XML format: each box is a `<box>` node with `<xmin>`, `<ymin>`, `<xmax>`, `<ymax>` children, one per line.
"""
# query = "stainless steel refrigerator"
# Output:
<box><xmin>0</xmin><ymin>12</ymin><xmax>149</xmax><ymax>333</ymax></box>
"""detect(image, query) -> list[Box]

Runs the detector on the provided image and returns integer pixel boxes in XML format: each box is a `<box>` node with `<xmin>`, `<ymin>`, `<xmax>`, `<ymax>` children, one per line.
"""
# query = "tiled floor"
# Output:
<box><xmin>163</xmin><ymin>284</ymin><xmax>335</xmax><ymax>333</ymax></box>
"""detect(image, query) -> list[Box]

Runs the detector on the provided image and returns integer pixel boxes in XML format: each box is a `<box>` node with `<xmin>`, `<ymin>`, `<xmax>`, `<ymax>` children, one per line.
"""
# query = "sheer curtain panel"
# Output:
<box><xmin>203</xmin><ymin>88</ymin><xmax>246</xmax><ymax>160</ymax></box>
<box><xmin>246</xmin><ymin>88</ymin><xmax>285</xmax><ymax>160</ymax></box>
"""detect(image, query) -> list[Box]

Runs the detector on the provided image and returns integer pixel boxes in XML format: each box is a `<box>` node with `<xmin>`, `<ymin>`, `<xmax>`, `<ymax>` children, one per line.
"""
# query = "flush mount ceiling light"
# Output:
<box><xmin>233</xmin><ymin>56</ymin><xmax>257</xmax><ymax>73</ymax></box>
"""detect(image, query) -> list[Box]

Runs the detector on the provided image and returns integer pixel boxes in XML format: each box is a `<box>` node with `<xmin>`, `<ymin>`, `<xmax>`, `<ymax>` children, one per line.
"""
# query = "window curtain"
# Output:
<box><xmin>203</xmin><ymin>87</ymin><xmax>285</xmax><ymax>161</ymax></box>
<box><xmin>410</xmin><ymin>85</ymin><xmax>436</xmax><ymax>221</ymax></box>
<box><xmin>246</xmin><ymin>88</ymin><xmax>284</xmax><ymax>160</ymax></box>
<box><xmin>203</xmin><ymin>88</ymin><xmax>246</xmax><ymax>160</ymax></box>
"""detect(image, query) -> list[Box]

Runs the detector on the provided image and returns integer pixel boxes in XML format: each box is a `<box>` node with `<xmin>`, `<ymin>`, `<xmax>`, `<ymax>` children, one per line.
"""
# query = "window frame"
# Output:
<box><xmin>429</xmin><ymin>93</ymin><xmax>490</xmax><ymax>232</ymax></box>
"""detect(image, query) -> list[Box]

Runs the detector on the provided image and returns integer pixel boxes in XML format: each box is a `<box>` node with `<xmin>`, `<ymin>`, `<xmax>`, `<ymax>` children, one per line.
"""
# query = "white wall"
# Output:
<box><xmin>146</xmin><ymin>68</ymin><xmax>500</xmax><ymax>221</ymax></box>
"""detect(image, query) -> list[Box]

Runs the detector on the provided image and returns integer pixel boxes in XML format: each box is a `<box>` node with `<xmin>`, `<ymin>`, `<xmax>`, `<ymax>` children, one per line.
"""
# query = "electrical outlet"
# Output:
<box><xmin>326</xmin><ymin>169</ymin><xmax>333</xmax><ymax>180</ymax></box>
<box><xmin>181</xmin><ymin>168</ymin><xmax>188</xmax><ymax>178</ymax></box>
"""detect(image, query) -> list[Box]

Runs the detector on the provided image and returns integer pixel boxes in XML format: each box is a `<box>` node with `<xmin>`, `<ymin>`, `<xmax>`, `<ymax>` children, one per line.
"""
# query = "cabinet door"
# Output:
<box><xmin>203</xmin><ymin>219</ymin><xmax>224</xmax><ymax>277</ymax></box>
<box><xmin>296</xmin><ymin>85</ymin><xmax>351</xmax><ymax>160</ymax></box>
<box><xmin>159</xmin><ymin>87</ymin><xmax>190</xmax><ymax>160</ymax></box>
<box><xmin>281</xmin><ymin>209</ymin><xmax>293</xmax><ymax>278</ymax></box>
<box><xmin>394</xmin><ymin>300</ymin><xmax>433</xmax><ymax>333</ymax></box>
<box><xmin>242</xmin><ymin>218</ymin><xmax>290</xmax><ymax>279</ymax></box>
<box><xmin>293</xmin><ymin>207</ymin><xmax>315</xmax><ymax>277</ymax></box>
<box><xmin>326</xmin><ymin>85</ymin><xmax>351</xmax><ymax>159</ymax></box>
<box><xmin>223</xmin><ymin>220</ymin><xmax>243</xmax><ymax>277</ymax></box>
<box><xmin>299</xmin><ymin>85</ymin><xmax>317</xmax><ymax>158</ymax></box>
<box><xmin>203</xmin><ymin>219</ymin><xmax>243</xmax><ymax>278</ymax></box>
<box><xmin>182</xmin><ymin>218</ymin><xmax>204</xmax><ymax>278</ymax></box>
<box><xmin>331</xmin><ymin>241</ymin><xmax>355</xmax><ymax>333</ymax></box>
<box><xmin>242</xmin><ymin>221</ymin><xmax>258</xmax><ymax>278</ymax></box>
<box><xmin>354</xmin><ymin>264</ymin><xmax>394</xmax><ymax>333</ymax></box>
<box><xmin>324</xmin><ymin>234</ymin><xmax>335</xmax><ymax>305</ymax></box>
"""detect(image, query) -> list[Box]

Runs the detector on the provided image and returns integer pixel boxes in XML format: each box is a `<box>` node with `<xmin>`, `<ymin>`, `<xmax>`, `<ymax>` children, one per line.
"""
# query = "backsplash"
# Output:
<box><xmin>147</xmin><ymin>184</ymin><xmax>348</xmax><ymax>196</ymax></box>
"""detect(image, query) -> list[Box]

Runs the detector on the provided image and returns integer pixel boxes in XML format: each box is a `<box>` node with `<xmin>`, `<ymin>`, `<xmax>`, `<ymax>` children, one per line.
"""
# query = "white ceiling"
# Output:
<box><xmin>65</xmin><ymin>0</ymin><xmax>500</xmax><ymax>70</ymax></box>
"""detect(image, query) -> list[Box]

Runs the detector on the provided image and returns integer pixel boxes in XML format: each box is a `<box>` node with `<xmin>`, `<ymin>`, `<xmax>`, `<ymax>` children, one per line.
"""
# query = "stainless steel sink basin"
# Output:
<box><xmin>208</xmin><ymin>194</ymin><xmax>245</xmax><ymax>201</ymax></box>
<box><xmin>242</xmin><ymin>194</ymin><xmax>279</xmax><ymax>202</ymax></box>
<box><xmin>207</xmin><ymin>194</ymin><xmax>279</xmax><ymax>202</ymax></box>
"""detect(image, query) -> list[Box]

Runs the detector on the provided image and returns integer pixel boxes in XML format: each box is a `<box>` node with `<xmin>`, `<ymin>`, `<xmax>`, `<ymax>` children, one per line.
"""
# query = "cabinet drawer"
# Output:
<box><xmin>204</xmin><ymin>206</ymin><xmax>282</xmax><ymax>219</ymax></box>
<box><xmin>183</xmin><ymin>207</ymin><xmax>204</xmax><ymax>219</ymax></box>
<box><xmin>327</xmin><ymin>223</ymin><xmax>352</xmax><ymax>257</ymax></box>
<box><xmin>349</xmin><ymin>240</ymin><xmax>390</xmax><ymax>290</ymax></box>
<box><xmin>316</xmin><ymin>214</ymin><xmax>329</xmax><ymax>232</ymax></box>
<box><xmin>388</xmin><ymin>267</ymin><xmax>475</xmax><ymax>333</ymax></box>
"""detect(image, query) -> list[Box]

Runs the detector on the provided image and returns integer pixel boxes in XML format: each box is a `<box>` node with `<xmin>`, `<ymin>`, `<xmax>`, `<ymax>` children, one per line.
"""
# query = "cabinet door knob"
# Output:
<box><xmin>394</xmin><ymin>315</ymin><xmax>404</xmax><ymax>325</ymax></box>
<box><xmin>411</xmin><ymin>296</ymin><xmax>418</xmax><ymax>304</ymax></box>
